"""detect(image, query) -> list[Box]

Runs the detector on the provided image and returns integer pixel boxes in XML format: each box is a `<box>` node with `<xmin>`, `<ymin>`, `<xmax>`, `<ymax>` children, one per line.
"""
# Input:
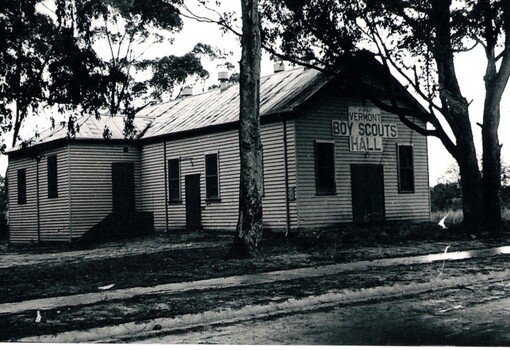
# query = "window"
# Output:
<box><xmin>205</xmin><ymin>153</ymin><xmax>220</xmax><ymax>200</ymax></box>
<box><xmin>17</xmin><ymin>169</ymin><xmax>27</xmax><ymax>205</ymax></box>
<box><xmin>47</xmin><ymin>155</ymin><xmax>58</xmax><ymax>198</ymax></box>
<box><xmin>315</xmin><ymin>141</ymin><xmax>336</xmax><ymax>195</ymax></box>
<box><xmin>167</xmin><ymin>158</ymin><xmax>181</xmax><ymax>202</ymax></box>
<box><xmin>398</xmin><ymin>145</ymin><xmax>415</xmax><ymax>193</ymax></box>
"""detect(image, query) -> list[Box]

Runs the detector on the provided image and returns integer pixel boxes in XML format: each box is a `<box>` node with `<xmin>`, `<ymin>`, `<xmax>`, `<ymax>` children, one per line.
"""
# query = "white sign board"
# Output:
<box><xmin>332</xmin><ymin>107</ymin><xmax>398</xmax><ymax>152</ymax></box>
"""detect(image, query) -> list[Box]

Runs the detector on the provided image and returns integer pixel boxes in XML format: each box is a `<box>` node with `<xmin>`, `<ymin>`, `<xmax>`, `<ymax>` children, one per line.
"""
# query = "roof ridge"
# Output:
<box><xmin>140</xmin><ymin>67</ymin><xmax>328</xmax><ymax>140</ymax></box>
<box><xmin>142</xmin><ymin>67</ymin><xmax>309</xmax><ymax>105</ymax></box>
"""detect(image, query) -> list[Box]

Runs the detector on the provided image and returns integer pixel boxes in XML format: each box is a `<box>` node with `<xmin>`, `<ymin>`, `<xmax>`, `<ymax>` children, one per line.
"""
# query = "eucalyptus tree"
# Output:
<box><xmin>228</xmin><ymin>0</ymin><xmax>264</xmax><ymax>258</ymax></box>
<box><xmin>54</xmin><ymin>0</ymin><xmax>212</xmax><ymax>115</ymax></box>
<box><xmin>0</xmin><ymin>0</ymin><xmax>59</xmax><ymax>148</ymax></box>
<box><xmin>260</xmin><ymin>0</ymin><xmax>510</xmax><ymax>233</ymax></box>
<box><xmin>1</xmin><ymin>0</ymin><xmax>219</xmax><ymax>148</ymax></box>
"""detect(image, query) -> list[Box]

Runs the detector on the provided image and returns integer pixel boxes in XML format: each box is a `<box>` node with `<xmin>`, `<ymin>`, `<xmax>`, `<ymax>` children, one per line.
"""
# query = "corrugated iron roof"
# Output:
<box><xmin>140</xmin><ymin>67</ymin><xmax>331</xmax><ymax>138</ymax></box>
<box><xmin>7</xmin><ymin>114</ymin><xmax>154</xmax><ymax>153</ymax></box>
<box><xmin>7</xmin><ymin>67</ymin><xmax>332</xmax><ymax>153</ymax></box>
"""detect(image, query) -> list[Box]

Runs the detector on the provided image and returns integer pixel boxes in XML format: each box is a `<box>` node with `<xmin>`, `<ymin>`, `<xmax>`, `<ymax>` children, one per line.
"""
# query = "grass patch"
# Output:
<box><xmin>430</xmin><ymin>210</ymin><xmax>464</xmax><ymax>226</ymax></box>
<box><xmin>431</xmin><ymin>208</ymin><xmax>510</xmax><ymax>227</ymax></box>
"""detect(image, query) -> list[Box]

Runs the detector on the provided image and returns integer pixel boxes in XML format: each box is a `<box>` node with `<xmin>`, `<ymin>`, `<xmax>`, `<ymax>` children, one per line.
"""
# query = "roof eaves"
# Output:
<box><xmin>262</xmin><ymin>72</ymin><xmax>334</xmax><ymax>116</ymax></box>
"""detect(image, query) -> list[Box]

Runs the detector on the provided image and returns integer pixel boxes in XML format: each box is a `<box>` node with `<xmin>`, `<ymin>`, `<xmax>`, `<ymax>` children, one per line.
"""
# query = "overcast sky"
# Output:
<box><xmin>171</xmin><ymin>12</ymin><xmax>510</xmax><ymax>186</ymax></box>
<box><xmin>2</xmin><ymin>2</ymin><xmax>509</xmax><ymax>187</ymax></box>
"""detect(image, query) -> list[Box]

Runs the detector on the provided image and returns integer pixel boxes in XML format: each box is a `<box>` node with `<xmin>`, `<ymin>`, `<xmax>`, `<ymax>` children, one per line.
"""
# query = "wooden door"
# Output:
<box><xmin>185</xmin><ymin>174</ymin><xmax>202</xmax><ymax>229</ymax></box>
<box><xmin>351</xmin><ymin>164</ymin><xmax>385</xmax><ymax>223</ymax></box>
<box><xmin>112</xmin><ymin>162</ymin><xmax>135</xmax><ymax>214</ymax></box>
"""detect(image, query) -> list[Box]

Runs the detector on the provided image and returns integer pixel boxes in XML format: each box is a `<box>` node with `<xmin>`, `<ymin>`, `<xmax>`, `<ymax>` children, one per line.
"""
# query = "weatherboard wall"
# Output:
<box><xmin>141</xmin><ymin>121</ymin><xmax>298</xmax><ymax>232</ymax></box>
<box><xmin>68</xmin><ymin>143</ymin><xmax>142</xmax><ymax>239</ymax></box>
<box><xmin>294</xmin><ymin>89</ymin><xmax>431</xmax><ymax>227</ymax></box>
<box><xmin>8</xmin><ymin>142</ymin><xmax>143</xmax><ymax>243</ymax></box>
<box><xmin>8</xmin><ymin>155</ymin><xmax>39</xmax><ymax>243</ymax></box>
<box><xmin>140</xmin><ymin>142</ymin><xmax>167</xmax><ymax>231</ymax></box>
<box><xmin>8</xmin><ymin>146</ymin><xmax>71</xmax><ymax>243</ymax></box>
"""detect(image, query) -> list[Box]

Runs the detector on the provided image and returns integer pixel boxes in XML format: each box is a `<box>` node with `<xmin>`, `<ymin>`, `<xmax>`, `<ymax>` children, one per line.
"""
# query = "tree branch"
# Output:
<box><xmin>179</xmin><ymin>3</ymin><xmax>332</xmax><ymax>72</ymax></box>
<box><xmin>366</xmin><ymin>90</ymin><xmax>457</xmax><ymax>156</ymax></box>
<box><xmin>361</xmin><ymin>12</ymin><xmax>444</xmax><ymax>115</ymax></box>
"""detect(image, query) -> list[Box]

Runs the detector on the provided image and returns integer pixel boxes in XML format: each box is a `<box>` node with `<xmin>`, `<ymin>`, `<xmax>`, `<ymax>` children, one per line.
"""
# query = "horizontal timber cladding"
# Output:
<box><xmin>7</xmin><ymin>156</ymin><xmax>40</xmax><ymax>243</ymax></box>
<box><xmin>38</xmin><ymin>147</ymin><xmax>71</xmax><ymax>241</ymax></box>
<box><xmin>294</xmin><ymin>91</ymin><xmax>430</xmax><ymax>228</ymax></box>
<box><xmin>140</xmin><ymin>142</ymin><xmax>167</xmax><ymax>232</ymax></box>
<box><xmin>143</xmin><ymin>121</ymin><xmax>297</xmax><ymax>232</ymax></box>
<box><xmin>69</xmin><ymin>143</ymin><xmax>142</xmax><ymax>239</ymax></box>
<box><xmin>8</xmin><ymin>146</ymin><xmax>70</xmax><ymax>243</ymax></box>
<box><xmin>164</xmin><ymin>130</ymin><xmax>240</xmax><ymax>230</ymax></box>
<box><xmin>261</xmin><ymin>120</ymin><xmax>298</xmax><ymax>230</ymax></box>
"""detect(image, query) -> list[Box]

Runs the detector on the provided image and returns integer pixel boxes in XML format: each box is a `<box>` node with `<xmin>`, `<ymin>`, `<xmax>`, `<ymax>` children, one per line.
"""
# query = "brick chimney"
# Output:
<box><xmin>218</xmin><ymin>71</ymin><xmax>229</xmax><ymax>91</ymax></box>
<box><xmin>273</xmin><ymin>61</ymin><xmax>285</xmax><ymax>73</ymax></box>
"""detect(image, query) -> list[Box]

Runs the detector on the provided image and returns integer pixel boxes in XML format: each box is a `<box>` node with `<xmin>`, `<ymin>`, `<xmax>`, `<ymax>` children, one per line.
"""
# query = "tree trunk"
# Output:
<box><xmin>478</xmin><ymin>0</ymin><xmax>510</xmax><ymax>234</ymax></box>
<box><xmin>430</xmin><ymin>0</ymin><xmax>485</xmax><ymax>232</ymax></box>
<box><xmin>482</xmin><ymin>91</ymin><xmax>502</xmax><ymax>234</ymax></box>
<box><xmin>455</xmin><ymin>141</ymin><xmax>484</xmax><ymax>231</ymax></box>
<box><xmin>228</xmin><ymin>0</ymin><xmax>263</xmax><ymax>259</ymax></box>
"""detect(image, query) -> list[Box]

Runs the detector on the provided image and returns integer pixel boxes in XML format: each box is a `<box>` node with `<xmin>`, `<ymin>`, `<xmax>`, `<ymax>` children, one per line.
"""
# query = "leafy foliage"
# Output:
<box><xmin>138</xmin><ymin>48</ymin><xmax>210</xmax><ymax>101</ymax></box>
<box><xmin>259</xmin><ymin>0</ymin><xmax>510</xmax><ymax>231</ymax></box>
<box><xmin>0</xmin><ymin>0</ymin><xmax>56</xmax><ymax>148</ymax></box>
<box><xmin>0</xmin><ymin>0</ymin><xmax>228</xmax><ymax>147</ymax></box>
<box><xmin>431</xmin><ymin>183</ymin><xmax>462</xmax><ymax>212</ymax></box>
<box><xmin>431</xmin><ymin>162</ymin><xmax>510</xmax><ymax>212</ymax></box>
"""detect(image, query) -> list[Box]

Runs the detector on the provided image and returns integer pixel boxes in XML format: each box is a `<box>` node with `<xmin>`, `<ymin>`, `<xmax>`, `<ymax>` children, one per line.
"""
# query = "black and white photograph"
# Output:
<box><xmin>1</xmin><ymin>0</ymin><xmax>510</xmax><ymax>346</ymax></box>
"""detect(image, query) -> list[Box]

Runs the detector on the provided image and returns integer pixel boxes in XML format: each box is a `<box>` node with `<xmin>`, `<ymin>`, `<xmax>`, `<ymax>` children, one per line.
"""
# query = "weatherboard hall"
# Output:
<box><xmin>6</xmin><ymin>62</ymin><xmax>430</xmax><ymax>244</ymax></box>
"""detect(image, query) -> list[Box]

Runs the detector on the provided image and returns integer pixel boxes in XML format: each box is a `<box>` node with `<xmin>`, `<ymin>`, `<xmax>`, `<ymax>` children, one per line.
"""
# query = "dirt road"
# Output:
<box><xmin>3</xmin><ymin>230</ymin><xmax>510</xmax><ymax>344</ymax></box>
<box><xmin>138</xmin><ymin>280</ymin><xmax>510</xmax><ymax>345</ymax></box>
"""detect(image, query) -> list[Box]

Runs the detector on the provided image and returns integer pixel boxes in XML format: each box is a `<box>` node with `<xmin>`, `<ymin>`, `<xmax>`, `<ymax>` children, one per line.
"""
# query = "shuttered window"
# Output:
<box><xmin>47</xmin><ymin>155</ymin><xmax>58</xmax><ymax>198</ymax></box>
<box><xmin>398</xmin><ymin>145</ymin><xmax>415</xmax><ymax>193</ymax></box>
<box><xmin>205</xmin><ymin>153</ymin><xmax>220</xmax><ymax>200</ymax></box>
<box><xmin>17</xmin><ymin>169</ymin><xmax>27</xmax><ymax>205</ymax></box>
<box><xmin>167</xmin><ymin>158</ymin><xmax>181</xmax><ymax>202</ymax></box>
<box><xmin>315</xmin><ymin>141</ymin><xmax>336</xmax><ymax>195</ymax></box>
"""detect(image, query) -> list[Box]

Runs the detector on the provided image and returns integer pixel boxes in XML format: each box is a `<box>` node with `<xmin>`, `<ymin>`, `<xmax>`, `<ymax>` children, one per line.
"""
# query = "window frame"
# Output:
<box><xmin>314</xmin><ymin>140</ymin><xmax>336</xmax><ymax>195</ymax></box>
<box><xmin>17</xmin><ymin>168</ymin><xmax>27</xmax><ymax>205</ymax></box>
<box><xmin>167</xmin><ymin>158</ymin><xmax>181</xmax><ymax>203</ymax></box>
<box><xmin>205</xmin><ymin>152</ymin><xmax>220</xmax><ymax>201</ymax></box>
<box><xmin>397</xmin><ymin>144</ymin><xmax>415</xmax><ymax>193</ymax></box>
<box><xmin>47</xmin><ymin>154</ymin><xmax>58</xmax><ymax>198</ymax></box>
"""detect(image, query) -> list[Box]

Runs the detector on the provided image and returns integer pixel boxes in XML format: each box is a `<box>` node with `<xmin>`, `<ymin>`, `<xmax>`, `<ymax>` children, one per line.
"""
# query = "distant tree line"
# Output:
<box><xmin>431</xmin><ymin>163</ymin><xmax>510</xmax><ymax>212</ymax></box>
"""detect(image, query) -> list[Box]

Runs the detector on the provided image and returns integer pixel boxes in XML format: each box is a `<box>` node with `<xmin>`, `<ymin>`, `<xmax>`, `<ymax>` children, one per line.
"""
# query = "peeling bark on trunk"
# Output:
<box><xmin>431</xmin><ymin>0</ymin><xmax>485</xmax><ymax>232</ymax></box>
<box><xmin>456</xmin><ymin>141</ymin><xmax>484</xmax><ymax>232</ymax></box>
<box><xmin>228</xmin><ymin>0</ymin><xmax>263</xmax><ymax>259</ymax></box>
<box><xmin>479</xmin><ymin>0</ymin><xmax>510</xmax><ymax>234</ymax></box>
<box><xmin>482</xmin><ymin>91</ymin><xmax>502</xmax><ymax>233</ymax></box>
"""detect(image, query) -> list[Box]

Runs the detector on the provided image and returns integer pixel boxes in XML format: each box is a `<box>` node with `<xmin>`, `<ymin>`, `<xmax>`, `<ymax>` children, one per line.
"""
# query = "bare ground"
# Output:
<box><xmin>1</xmin><ymin>223</ymin><xmax>510</xmax><ymax>343</ymax></box>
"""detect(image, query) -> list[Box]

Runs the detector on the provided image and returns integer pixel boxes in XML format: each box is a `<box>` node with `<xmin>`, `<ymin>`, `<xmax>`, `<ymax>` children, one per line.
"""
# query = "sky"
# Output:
<box><xmin>1</xmin><ymin>2</ymin><xmax>509</xmax><ymax>187</ymax></box>
<box><xmin>176</xmin><ymin>15</ymin><xmax>510</xmax><ymax>187</ymax></box>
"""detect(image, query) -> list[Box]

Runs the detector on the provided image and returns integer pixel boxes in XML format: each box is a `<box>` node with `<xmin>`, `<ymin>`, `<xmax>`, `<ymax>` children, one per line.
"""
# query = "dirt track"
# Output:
<box><xmin>142</xmin><ymin>282</ymin><xmax>510</xmax><ymax>346</ymax></box>
<box><xmin>2</xmin><ymin>230</ymin><xmax>510</xmax><ymax>344</ymax></box>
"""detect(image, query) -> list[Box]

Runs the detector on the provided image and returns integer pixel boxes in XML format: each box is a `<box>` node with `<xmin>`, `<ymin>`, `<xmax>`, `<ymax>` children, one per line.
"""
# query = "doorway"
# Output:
<box><xmin>112</xmin><ymin>162</ymin><xmax>136</xmax><ymax>214</ymax></box>
<box><xmin>351</xmin><ymin>164</ymin><xmax>385</xmax><ymax>223</ymax></box>
<box><xmin>185</xmin><ymin>174</ymin><xmax>202</xmax><ymax>229</ymax></box>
